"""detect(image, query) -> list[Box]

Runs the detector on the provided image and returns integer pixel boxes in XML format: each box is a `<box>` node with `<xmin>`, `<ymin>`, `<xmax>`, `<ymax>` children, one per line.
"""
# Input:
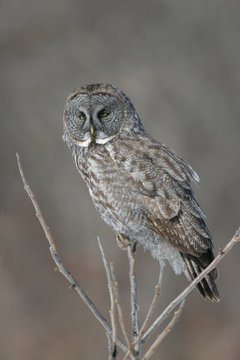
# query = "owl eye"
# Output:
<box><xmin>98</xmin><ymin>108</ymin><xmax>110</xmax><ymax>119</ymax></box>
<box><xmin>78</xmin><ymin>111</ymin><xmax>86</xmax><ymax>121</ymax></box>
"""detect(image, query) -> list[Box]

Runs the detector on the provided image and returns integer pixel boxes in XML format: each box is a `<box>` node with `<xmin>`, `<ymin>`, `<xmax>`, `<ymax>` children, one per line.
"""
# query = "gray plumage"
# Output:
<box><xmin>63</xmin><ymin>83</ymin><xmax>219</xmax><ymax>302</ymax></box>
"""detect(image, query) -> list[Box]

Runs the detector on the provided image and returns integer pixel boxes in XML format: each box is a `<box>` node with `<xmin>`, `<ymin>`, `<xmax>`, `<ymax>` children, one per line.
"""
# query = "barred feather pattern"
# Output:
<box><xmin>63</xmin><ymin>83</ymin><xmax>219</xmax><ymax>302</ymax></box>
<box><xmin>70</xmin><ymin>136</ymin><xmax>219</xmax><ymax>301</ymax></box>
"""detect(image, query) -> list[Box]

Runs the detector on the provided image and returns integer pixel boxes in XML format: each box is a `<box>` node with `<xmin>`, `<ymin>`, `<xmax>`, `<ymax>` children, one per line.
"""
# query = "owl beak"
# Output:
<box><xmin>90</xmin><ymin>125</ymin><xmax>94</xmax><ymax>136</ymax></box>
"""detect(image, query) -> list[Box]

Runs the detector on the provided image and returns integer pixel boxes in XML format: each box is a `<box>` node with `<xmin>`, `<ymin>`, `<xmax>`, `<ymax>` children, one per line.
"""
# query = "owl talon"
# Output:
<box><xmin>116</xmin><ymin>233</ymin><xmax>131</xmax><ymax>250</ymax></box>
<box><xmin>132</xmin><ymin>241</ymin><xmax>137</xmax><ymax>253</ymax></box>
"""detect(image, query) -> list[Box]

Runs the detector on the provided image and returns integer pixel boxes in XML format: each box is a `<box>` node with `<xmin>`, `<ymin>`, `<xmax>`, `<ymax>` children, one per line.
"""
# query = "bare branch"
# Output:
<box><xmin>127</xmin><ymin>245</ymin><xmax>141</xmax><ymax>357</ymax></box>
<box><xmin>143</xmin><ymin>300</ymin><xmax>185</xmax><ymax>360</ymax></box>
<box><xmin>139</xmin><ymin>285</ymin><xmax>160</xmax><ymax>338</ymax></box>
<box><xmin>97</xmin><ymin>237</ymin><xmax>117</xmax><ymax>355</ymax></box>
<box><xmin>17</xmin><ymin>152</ymin><xmax>240</xmax><ymax>358</ymax></box>
<box><xmin>110</xmin><ymin>263</ymin><xmax>136</xmax><ymax>360</ymax></box>
<box><xmin>16</xmin><ymin>153</ymin><xmax>57</xmax><ymax>253</ymax></box>
<box><xmin>16</xmin><ymin>153</ymin><xmax>128</xmax><ymax>354</ymax></box>
<box><xmin>106</xmin><ymin>332</ymin><xmax>113</xmax><ymax>360</ymax></box>
<box><xmin>142</xmin><ymin>227</ymin><xmax>240</xmax><ymax>343</ymax></box>
<box><xmin>158</xmin><ymin>262</ymin><xmax>165</xmax><ymax>288</ymax></box>
<box><xmin>123</xmin><ymin>351</ymin><xmax>131</xmax><ymax>360</ymax></box>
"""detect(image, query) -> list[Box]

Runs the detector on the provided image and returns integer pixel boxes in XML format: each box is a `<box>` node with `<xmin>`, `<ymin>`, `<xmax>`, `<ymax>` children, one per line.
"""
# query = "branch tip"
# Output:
<box><xmin>234</xmin><ymin>227</ymin><xmax>240</xmax><ymax>240</ymax></box>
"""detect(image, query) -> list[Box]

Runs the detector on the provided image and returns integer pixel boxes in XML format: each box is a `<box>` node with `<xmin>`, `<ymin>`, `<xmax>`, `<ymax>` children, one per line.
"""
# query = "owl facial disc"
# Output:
<box><xmin>64</xmin><ymin>90</ymin><xmax>124</xmax><ymax>147</ymax></box>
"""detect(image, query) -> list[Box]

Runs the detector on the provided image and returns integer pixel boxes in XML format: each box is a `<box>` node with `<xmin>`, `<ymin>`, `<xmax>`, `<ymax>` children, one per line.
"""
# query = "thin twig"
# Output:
<box><xmin>127</xmin><ymin>245</ymin><xmax>140</xmax><ymax>357</ymax></box>
<box><xmin>123</xmin><ymin>352</ymin><xmax>131</xmax><ymax>360</ymax></box>
<box><xmin>16</xmin><ymin>153</ymin><xmax>57</xmax><ymax>253</ymax></box>
<box><xmin>139</xmin><ymin>285</ymin><xmax>160</xmax><ymax>338</ymax></box>
<box><xmin>16</xmin><ymin>153</ymin><xmax>128</xmax><ymax>354</ymax></box>
<box><xmin>142</xmin><ymin>227</ymin><xmax>240</xmax><ymax>343</ymax></box>
<box><xmin>110</xmin><ymin>263</ymin><xmax>135</xmax><ymax>360</ymax></box>
<box><xmin>107</xmin><ymin>332</ymin><xmax>113</xmax><ymax>360</ymax></box>
<box><xmin>143</xmin><ymin>300</ymin><xmax>185</xmax><ymax>360</ymax></box>
<box><xmin>158</xmin><ymin>262</ymin><xmax>165</xmax><ymax>288</ymax></box>
<box><xmin>97</xmin><ymin>237</ymin><xmax>117</xmax><ymax>356</ymax></box>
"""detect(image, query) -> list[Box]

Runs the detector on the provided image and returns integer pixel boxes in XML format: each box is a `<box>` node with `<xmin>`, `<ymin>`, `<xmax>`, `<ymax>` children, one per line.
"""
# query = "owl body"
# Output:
<box><xmin>72</xmin><ymin>135</ymin><xmax>202</xmax><ymax>276</ymax></box>
<box><xmin>63</xmin><ymin>84</ymin><xmax>219</xmax><ymax>301</ymax></box>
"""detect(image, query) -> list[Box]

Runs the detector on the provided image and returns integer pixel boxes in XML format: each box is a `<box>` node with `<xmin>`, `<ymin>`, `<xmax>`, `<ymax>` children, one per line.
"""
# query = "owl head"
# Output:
<box><xmin>63</xmin><ymin>84</ymin><xmax>144</xmax><ymax>148</ymax></box>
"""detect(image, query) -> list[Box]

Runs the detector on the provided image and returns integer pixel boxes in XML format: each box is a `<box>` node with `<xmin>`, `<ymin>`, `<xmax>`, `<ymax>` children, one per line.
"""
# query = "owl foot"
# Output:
<box><xmin>131</xmin><ymin>241</ymin><xmax>137</xmax><ymax>253</ymax></box>
<box><xmin>116</xmin><ymin>232</ymin><xmax>131</xmax><ymax>250</ymax></box>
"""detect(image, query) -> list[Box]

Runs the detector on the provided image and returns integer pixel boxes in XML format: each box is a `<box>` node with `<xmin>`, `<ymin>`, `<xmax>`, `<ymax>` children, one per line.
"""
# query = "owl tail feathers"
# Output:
<box><xmin>180</xmin><ymin>252</ymin><xmax>220</xmax><ymax>302</ymax></box>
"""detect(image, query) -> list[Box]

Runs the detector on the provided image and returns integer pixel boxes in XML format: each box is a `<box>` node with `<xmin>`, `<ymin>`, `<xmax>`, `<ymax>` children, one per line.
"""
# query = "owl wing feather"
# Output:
<box><xmin>108</xmin><ymin>136</ymin><xmax>212</xmax><ymax>257</ymax></box>
<box><xmin>108</xmin><ymin>136</ymin><xmax>219</xmax><ymax>301</ymax></box>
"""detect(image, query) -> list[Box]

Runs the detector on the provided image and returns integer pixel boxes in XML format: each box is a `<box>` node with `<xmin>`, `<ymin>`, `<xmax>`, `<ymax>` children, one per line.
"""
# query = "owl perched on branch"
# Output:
<box><xmin>63</xmin><ymin>83</ymin><xmax>219</xmax><ymax>302</ymax></box>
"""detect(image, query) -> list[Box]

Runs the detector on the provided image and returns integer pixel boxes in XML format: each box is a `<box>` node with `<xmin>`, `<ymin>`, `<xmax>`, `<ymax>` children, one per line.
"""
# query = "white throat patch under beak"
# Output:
<box><xmin>75</xmin><ymin>136</ymin><xmax>92</xmax><ymax>147</ymax></box>
<box><xmin>95</xmin><ymin>134</ymin><xmax>116</xmax><ymax>144</ymax></box>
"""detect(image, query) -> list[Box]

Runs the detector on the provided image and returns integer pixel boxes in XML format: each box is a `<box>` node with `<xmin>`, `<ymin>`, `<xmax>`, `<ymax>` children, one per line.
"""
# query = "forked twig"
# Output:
<box><xmin>142</xmin><ymin>300</ymin><xmax>185</xmax><ymax>360</ymax></box>
<box><xmin>16</xmin><ymin>153</ymin><xmax>127</xmax><ymax>354</ymax></box>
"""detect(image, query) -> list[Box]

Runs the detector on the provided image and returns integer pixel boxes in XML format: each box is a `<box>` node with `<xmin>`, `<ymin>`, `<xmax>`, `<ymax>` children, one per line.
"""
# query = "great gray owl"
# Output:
<box><xmin>63</xmin><ymin>83</ymin><xmax>219</xmax><ymax>302</ymax></box>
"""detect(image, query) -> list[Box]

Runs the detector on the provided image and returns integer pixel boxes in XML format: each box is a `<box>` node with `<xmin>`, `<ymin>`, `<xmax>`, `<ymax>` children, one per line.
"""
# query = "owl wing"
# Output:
<box><xmin>107</xmin><ymin>136</ymin><xmax>219</xmax><ymax>301</ymax></box>
<box><xmin>142</xmin><ymin>147</ymin><xmax>212</xmax><ymax>257</ymax></box>
<box><xmin>107</xmin><ymin>136</ymin><xmax>212</xmax><ymax>257</ymax></box>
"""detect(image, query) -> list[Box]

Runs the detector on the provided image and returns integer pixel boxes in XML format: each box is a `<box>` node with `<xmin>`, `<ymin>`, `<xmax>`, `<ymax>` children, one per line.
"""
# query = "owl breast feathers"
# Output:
<box><xmin>63</xmin><ymin>83</ymin><xmax>219</xmax><ymax>302</ymax></box>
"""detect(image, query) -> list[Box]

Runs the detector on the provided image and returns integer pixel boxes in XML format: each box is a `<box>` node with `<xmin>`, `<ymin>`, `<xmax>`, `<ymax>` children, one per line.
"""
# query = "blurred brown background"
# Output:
<box><xmin>1</xmin><ymin>1</ymin><xmax>240</xmax><ymax>359</ymax></box>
